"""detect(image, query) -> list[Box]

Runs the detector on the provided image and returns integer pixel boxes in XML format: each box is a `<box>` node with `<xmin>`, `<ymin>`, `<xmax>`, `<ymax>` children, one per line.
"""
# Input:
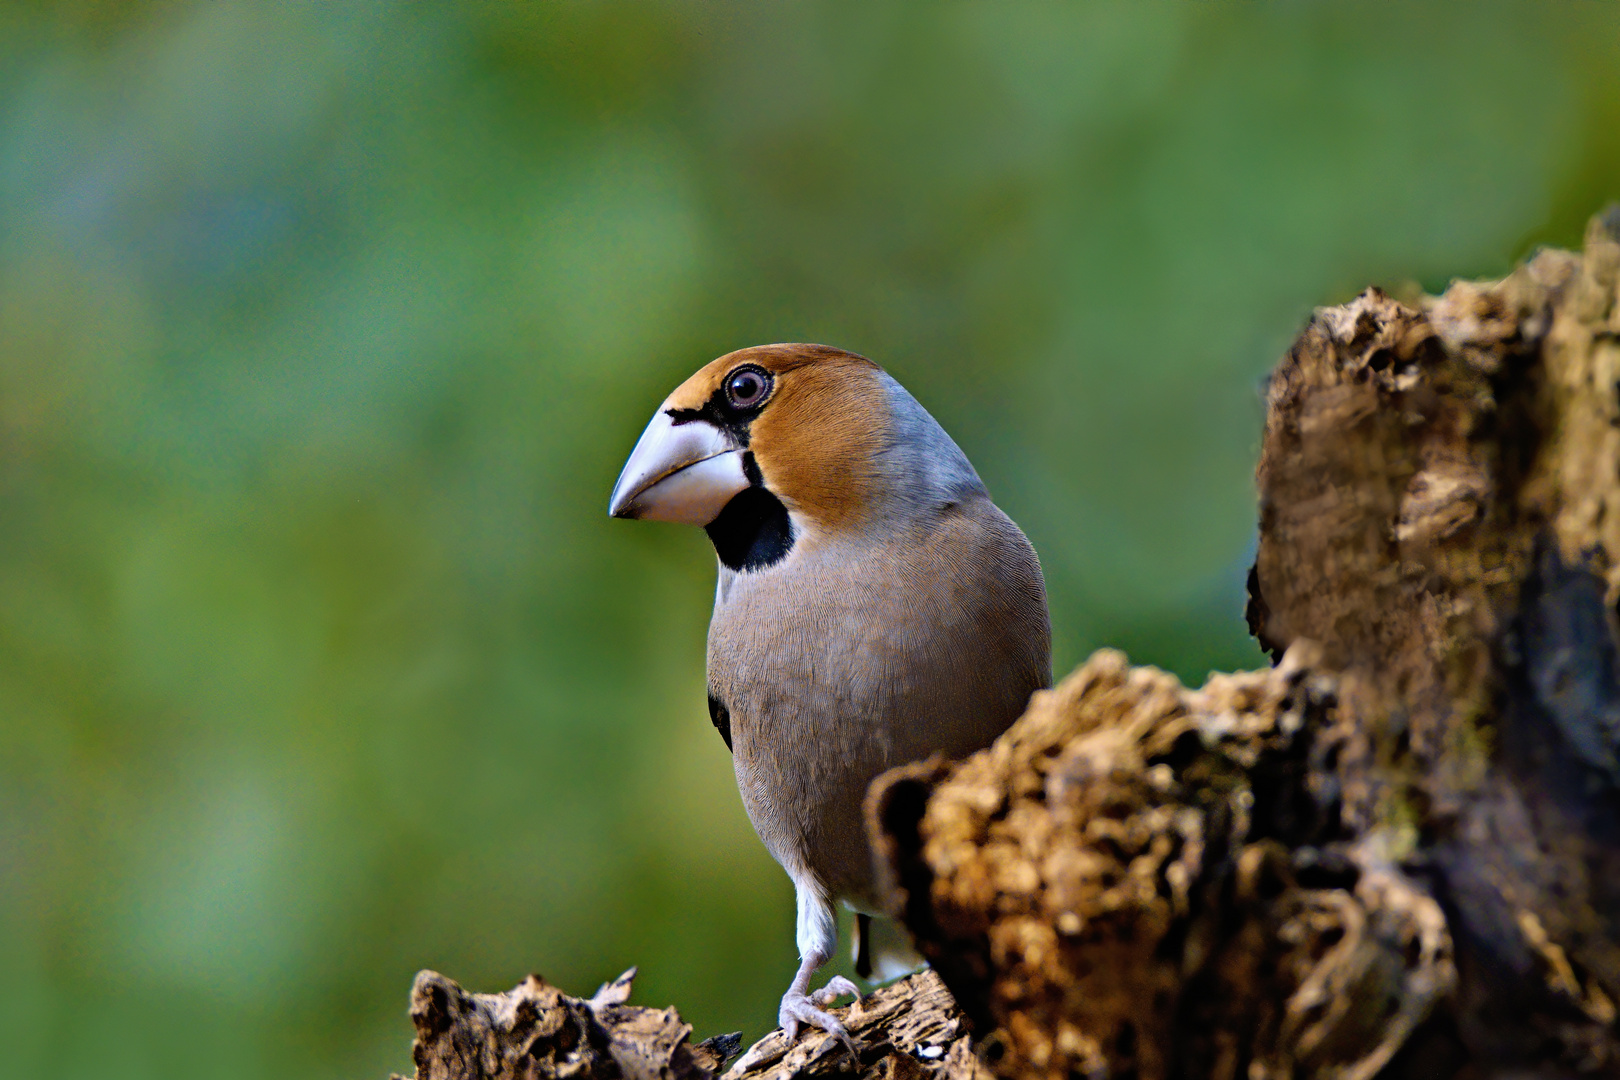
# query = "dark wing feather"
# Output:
<box><xmin>706</xmin><ymin>691</ymin><xmax>733</xmax><ymax>752</ymax></box>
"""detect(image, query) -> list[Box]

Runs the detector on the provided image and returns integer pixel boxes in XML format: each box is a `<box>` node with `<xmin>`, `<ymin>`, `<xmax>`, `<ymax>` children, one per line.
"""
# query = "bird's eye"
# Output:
<box><xmin>725</xmin><ymin>367</ymin><xmax>771</xmax><ymax>409</ymax></box>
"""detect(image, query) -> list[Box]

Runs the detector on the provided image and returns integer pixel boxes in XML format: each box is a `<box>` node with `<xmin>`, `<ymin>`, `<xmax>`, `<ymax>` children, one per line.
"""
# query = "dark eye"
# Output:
<box><xmin>725</xmin><ymin>367</ymin><xmax>771</xmax><ymax>409</ymax></box>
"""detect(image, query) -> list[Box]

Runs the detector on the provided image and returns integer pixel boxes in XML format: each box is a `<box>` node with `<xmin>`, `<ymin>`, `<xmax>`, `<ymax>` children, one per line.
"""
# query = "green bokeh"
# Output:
<box><xmin>1</xmin><ymin>3</ymin><xmax>1616</xmax><ymax>1077</ymax></box>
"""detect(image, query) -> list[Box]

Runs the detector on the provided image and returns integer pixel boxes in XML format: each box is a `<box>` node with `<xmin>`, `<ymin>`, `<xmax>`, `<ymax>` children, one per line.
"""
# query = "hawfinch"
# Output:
<box><xmin>609</xmin><ymin>344</ymin><xmax>1051</xmax><ymax>1048</ymax></box>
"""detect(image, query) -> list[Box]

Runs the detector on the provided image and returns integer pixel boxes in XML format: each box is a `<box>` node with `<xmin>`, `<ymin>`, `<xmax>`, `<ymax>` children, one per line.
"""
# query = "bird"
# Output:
<box><xmin>608</xmin><ymin>343</ymin><xmax>1051</xmax><ymax>1050</ymax></box>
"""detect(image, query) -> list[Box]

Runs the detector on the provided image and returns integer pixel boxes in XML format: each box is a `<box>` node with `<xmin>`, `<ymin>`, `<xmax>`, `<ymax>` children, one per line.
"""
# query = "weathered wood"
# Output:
<box><xmin>395</xmin><ymin>967</ymin><xmax>737</xmax><ymax>1080</ymax></box>
<box><xmin>722</xmin><ymin>967</ymin><xmax>989</xmax><ymax>1080</ymax></box>
<box><xmin>869</xmin><ymin>646</ymin><xmax>1451</xmax><ymax>1080</ymax></box>
<box><xmin>868</xmin><ymin>211</ymin><xmax>1620</xmax><ymax>1079</ymax></box>
<box><xmin>1250</xmin><ymin>210</ymin><xmax>1620</xmax><ymax>1075</ymax></box>
<box><xmin>396</xmin><ymin>967</ymin><xmax>988</xmax><ymax>1080</ymax></box>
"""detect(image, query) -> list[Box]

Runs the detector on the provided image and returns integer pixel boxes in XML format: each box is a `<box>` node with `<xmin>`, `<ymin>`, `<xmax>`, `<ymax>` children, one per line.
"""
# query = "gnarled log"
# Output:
<box><xmin>395</xmin><ymin>967</ymin><xmax>988</xmax><ymax>1080</ymax></box>
<box><xmin>869</xmin><ymin>211</ymin><xmax>1620</xmax><ymax>1079</ymax></box>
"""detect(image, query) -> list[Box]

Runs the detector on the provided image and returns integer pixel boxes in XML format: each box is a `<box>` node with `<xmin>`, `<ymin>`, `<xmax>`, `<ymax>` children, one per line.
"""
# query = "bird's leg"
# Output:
<box><xmin>779</xmin><ymin>876</ymin><xmax>861</xmax><ymax>1054</ymax></box>
<box><xmin>779</xmin><ymin>948</ymin><xmax>860</xmax><ymax>1051</ymax></box>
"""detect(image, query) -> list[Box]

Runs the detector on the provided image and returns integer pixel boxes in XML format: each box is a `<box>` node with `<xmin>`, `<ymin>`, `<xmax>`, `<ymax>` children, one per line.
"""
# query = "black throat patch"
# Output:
<box><xmin>706</xmin><ymin>452</ymin><xmax>793</xmax><ymax>572</ymax></box>
<box><xmin>706</xmin><ymin>487</ymin><xmax>792</xmax><ymax>571</ymax></box>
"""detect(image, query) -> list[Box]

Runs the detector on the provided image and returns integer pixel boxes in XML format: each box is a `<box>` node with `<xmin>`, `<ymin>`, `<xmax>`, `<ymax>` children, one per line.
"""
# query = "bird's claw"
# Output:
<box><xmin>779</xmin><ymin>982</ymin><xmax>861</xmax><ymax>1057</ymax></box>
<box><xmin>810</xmin><ymin>975</ymin><xmax>860</xmax><ymax>1007</ymax></box>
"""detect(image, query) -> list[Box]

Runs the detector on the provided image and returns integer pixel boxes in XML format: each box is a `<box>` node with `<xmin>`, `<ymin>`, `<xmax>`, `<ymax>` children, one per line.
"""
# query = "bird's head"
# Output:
<box><xmin>610</xmin><ymin>343</ymin><xmax>969</xmax><ymax>572</ymax></box>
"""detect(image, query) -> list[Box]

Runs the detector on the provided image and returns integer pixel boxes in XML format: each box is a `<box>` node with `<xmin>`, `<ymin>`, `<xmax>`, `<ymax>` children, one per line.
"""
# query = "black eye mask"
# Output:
<box><xmin>665</xmin><ymin>364</ymin><xmax>774</xmax><ymax>448</ymax></box>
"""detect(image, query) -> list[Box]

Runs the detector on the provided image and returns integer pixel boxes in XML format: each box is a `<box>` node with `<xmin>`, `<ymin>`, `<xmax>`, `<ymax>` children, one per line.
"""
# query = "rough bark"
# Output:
<box><xmin>868</xmin><ymin>645</ymin><xmax>1453</xmax><ymax>1080</ymax></box>
<box><xmin>395</xmin><ymin>967</ymin><xmax>987</xmax><ymax>1080</ymax></box>
<box><xmin>393</xmin><ymin>967</ymin><xmax>738</xmax><ymax>1080</ymax></box>
<box><xmin>870</xmin><ymin>210</ymin><xmax>1620</xmax><ymax>1079</ymax></box>
<box><xmin>393</xmin><ymin>211</ymin><xmax>1620</xmax><ymax>1079</ymax></box>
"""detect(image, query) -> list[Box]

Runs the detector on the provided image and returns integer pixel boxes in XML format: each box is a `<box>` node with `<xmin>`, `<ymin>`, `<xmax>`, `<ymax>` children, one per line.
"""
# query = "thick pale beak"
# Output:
<box><xmin>609</xmin><ymin>409</ymin><xmax>749</xmax><ymax>524</ymax></box>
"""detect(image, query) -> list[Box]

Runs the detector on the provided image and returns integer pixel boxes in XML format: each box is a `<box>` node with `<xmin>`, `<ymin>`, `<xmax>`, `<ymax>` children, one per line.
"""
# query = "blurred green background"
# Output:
<box><xmin>1</xmin><ymin>2</ymin><xmax>1616</xmax><ymax>1077</ymax></box>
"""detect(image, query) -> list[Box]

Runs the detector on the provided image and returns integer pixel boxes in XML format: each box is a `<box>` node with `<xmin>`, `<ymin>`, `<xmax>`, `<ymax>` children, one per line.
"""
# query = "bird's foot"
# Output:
<box><xmin>780</xmin><ymin>977</ymin><xmax>862</xmax><ymax>1056</ymax></box>
<box><xmin>811</xmin><ymin>975</ymin><xmax>860</xmax><ymax>1008</ymax></box>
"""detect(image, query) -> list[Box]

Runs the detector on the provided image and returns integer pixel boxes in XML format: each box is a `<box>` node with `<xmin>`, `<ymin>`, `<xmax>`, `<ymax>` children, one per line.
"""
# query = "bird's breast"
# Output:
<box><xmin>705</xmin><ymin>501</ymin><xmax>1050</xmax><ymax>901</ymax></box>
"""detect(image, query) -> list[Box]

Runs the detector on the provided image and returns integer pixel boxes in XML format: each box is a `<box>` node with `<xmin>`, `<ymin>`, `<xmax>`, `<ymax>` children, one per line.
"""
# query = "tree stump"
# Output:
<box><xmin>871</xmin><ymin>209</ymin><xmax>1620</xmax><ymax>1080</ymax></box>
<box><xmin>395</xmin><ymin>211</ymin><xmax>1620</xmax><ymax>1079</ymax></box>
